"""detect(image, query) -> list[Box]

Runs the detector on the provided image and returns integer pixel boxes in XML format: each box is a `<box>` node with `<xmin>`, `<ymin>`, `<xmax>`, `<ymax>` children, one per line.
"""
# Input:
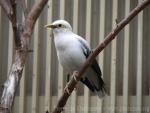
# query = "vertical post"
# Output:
<box><xmin>19</xmin><ymin>68</ymin><xmax>26</xmax><ymax>113</ymax></box>
<box><xmin>7</xmin><ymin>22</ymin><xmax>13</xmax><ymax>75</ymax></box>
<box><xmin>84</xmin><ymin>0</ymin><xmax>91</xmax><ymax>113</ymax></box>
<box><xmin>110</xmin><ymin>0</ymin><xmax>118</xmax><ymax>113</ymax></box>
<box><xmin>97</xmin><ymin>0</ymin><xmax>105</xmax><ymax>113</ymax></box>
<box><xmin>58</xmin><ymin>0</ymin><xmax>65</xmax><ymax>98</ymax></box>
<box><xmin>0</xmin><ymin>7</ymin><xmax>2</xmax><ymax>95</ymax></box>
<box><xmin>19</xmin><ymin>1</ymin><xmax>28</xmax><ymax>111</ymax></box>
<box><xmin>123</xmin><ymin>0</ymin><xmax>130</xmax><ymax>113</ymax></box>
<box><xmin>71</xmin><ymin>0</ymin><xmax>78</xmax><ymax>113</ymax></box>
<box><xmin>45</xmin><ymin>0</ymin><xmax>53</xmax><ymax>112</ymax></box>
<box><xmin>32</xmin><ymin>19</ymin><xmax>40</xmax><ymax>113</ymax></box>
<box><xmin>136</xmin><ymin>0</ymin><xmax>143</xmax><ymax>113</ymax></box>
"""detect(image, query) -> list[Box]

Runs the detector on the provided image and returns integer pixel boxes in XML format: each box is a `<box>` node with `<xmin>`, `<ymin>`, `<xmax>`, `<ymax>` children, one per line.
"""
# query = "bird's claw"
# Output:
<box><xmin>64</xmin><ymin>83</ymin><xmax>71</xmax><ymax>95</ymax></box>
<box><xmin>73</xmin><ymin>75</ymin><xmax>77</xmax><ymax>82</ymax></box>
<box><xmin>73</xmin><ymin>71</ymin><xmax>79</xmax><ymax>82</ymax></box>
<box><xmin>64</xmin><ymin>71</ymin><xmax>79</xmax><ymax>95</ymax></box>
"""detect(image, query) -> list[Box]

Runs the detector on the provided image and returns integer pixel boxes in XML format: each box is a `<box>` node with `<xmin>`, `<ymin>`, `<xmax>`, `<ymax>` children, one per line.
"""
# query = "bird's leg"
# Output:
<box><xmin>73</xmin><ymin>71</ymin><xmax>79</xmax><ymax>82</ymax></box>
<box><xmin>72</xmin><ymin>71</ymin><xmax>80</xmax><ymax>91</ymax></box>
<box><xmin>67</xmin><ymin>73</ymin><xmax>70</xmax><ymax>82</ymax></box>
<box><xmin>64</xmin><ymin>71</ymin><xmax>79</xmax><ymax>94</ymax></box>
<box><xmin>64</xmin><ymin>73</ymin><xmax>71</xmax><ymax>95</ymax></box>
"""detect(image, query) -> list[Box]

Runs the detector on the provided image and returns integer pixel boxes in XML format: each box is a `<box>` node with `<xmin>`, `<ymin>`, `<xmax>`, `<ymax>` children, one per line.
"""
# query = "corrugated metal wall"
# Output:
<box><xmin>0</xmin><ymin>0</ymin><xmax>150</xmax><ymax>113</ymax></box>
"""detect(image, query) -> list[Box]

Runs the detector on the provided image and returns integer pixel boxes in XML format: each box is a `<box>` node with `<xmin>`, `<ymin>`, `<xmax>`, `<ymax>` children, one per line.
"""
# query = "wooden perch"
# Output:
<box><xmin>0</xmin><ymin>0</ymin><xmax>48</xmax><ymax>113</ymax></box>
<box><xmin>51</xmin><ymin>0</ymin><xmax>150</xmax><ymax>113</ymax></box>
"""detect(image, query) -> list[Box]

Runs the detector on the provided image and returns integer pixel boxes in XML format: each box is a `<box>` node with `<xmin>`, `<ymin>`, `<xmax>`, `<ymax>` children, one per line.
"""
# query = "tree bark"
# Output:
<box><xmin>0</xmin><ymin>0</ymin><xmax>150</xmax><ymax>113</ymax></box>
<box><xmin>51</xmin><ymin>0</ymin><xmax>150</xmax><ymax>113</ymax></box>
<box><xmin>0</xmin><ymin>0</ymin><xmax>48</xmax><ymax>113</ymax></box>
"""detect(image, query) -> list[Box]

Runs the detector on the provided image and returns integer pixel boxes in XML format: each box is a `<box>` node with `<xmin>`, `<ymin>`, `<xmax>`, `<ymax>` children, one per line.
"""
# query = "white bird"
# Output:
<box><xmin>45</xmin><ymin>20</ymin><xmax>106</xmax><ymax>98</ymax></box>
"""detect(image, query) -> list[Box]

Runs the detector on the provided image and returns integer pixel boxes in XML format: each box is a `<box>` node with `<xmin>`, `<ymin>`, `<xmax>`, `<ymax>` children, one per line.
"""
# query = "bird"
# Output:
<box><xmin>45</xmin><ymin>20</ymin><xmax>106</xmax><ymax>98</ymax></box>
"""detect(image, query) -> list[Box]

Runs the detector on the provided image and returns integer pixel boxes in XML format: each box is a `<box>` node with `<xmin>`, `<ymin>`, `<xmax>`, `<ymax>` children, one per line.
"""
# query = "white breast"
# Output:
<box><xmin>54</xmin><ymin>33</ymin><xmax>86</xmax><ymax>72</ymax></box>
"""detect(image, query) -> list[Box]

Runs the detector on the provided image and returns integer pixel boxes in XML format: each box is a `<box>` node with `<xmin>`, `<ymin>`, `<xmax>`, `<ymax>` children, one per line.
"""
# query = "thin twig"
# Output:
<box><xmin>51</xmin><ymin>0</ymin><xmax>150</xmax><ymax>113</ymax></box>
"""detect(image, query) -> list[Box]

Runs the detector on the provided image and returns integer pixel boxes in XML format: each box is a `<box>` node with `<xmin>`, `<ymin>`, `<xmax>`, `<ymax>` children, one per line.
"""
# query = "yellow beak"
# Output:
<box><xmin>44</xmin><ymin>24</ymin><xmax>56</xmax><ymax>28</ymax></box>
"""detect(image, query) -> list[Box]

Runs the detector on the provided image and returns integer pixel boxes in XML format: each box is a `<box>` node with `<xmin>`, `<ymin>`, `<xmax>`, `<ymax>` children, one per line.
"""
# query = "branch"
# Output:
<box><xmin>0</xmin><ymin>0</ymin><xmax>48</xmax><ymax>113</ymax></box>
<box><xmin>25</xmin><ymin>0</ymin><xmax>48</xmax><ymax>35</ymax></box>
<box><xmin>11</xmin><ymin>0</ymin><xmax>21</xmax><ymax>47</ymax></box>
<box><xmin>0</xmin><ymin>0</ymin><xmax>20</xmax><ymax>47</ymax></box>
<box><xmin>51</xmin><ymin>0</ymin><xmax>150</xmax><ymax>113</ymax></box>
<box><xmin>0</xmin><ymin>0</ymin><xmax>13</xmax><ymax>20</ymax></box>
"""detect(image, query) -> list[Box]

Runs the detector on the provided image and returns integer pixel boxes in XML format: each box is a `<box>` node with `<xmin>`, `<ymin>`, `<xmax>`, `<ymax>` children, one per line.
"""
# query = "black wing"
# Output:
<box><xmin>77</xmin><ymin>38</ymin><xmax>102</xmax><ymax>76</ymax></box>
<box><xmin>77</xmin><ymin>37</ymin><xmax>106</xmax><ymax>97</ymax></box>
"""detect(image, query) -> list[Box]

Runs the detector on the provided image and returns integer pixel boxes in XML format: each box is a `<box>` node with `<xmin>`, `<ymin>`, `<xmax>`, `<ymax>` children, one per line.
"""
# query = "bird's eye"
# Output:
<box><xmin>58</xmin><ymin>24</ymin><xmax>62</xmax><ymax>27</ymax></box>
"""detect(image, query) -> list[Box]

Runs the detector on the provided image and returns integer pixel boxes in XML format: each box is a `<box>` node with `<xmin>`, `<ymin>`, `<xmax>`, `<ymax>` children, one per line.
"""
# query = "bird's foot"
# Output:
<box><xmin>67</xmin><ymin>73</ymin><xmax>70</xmax><ymax>82</ymax></box>
<box><xmin>64</xmin><ymin>71</ymin><xmax>79</xmax><ymax>95</ymax></box>
<box><xmin>64</xmin><ymin>83</ymin><xmax>78</xmax><ymax>94</ymax></box>
<box><xmin>64</xmin><ymin>83</ymin><xmax>71</xmax><ymax>95</ymax></box>
<box><xmin>73</xmin><ymin>71</ymin><xmax>79</xmax><ymax>82</ymax></box>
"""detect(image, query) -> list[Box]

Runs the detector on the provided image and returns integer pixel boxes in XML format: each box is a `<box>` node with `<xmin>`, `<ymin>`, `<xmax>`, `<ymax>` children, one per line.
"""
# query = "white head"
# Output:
<box><xmin>45</xmin><ymin>20</ymin><xmax>72</xmax><ymax>34</ymax></box>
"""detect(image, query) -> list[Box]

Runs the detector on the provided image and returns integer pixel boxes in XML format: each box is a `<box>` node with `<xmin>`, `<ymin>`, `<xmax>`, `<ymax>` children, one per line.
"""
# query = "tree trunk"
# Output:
<box><xmin>0</xmin><ymin>0</ymin><xmax>48</xmax><ymax>113</ymax></box>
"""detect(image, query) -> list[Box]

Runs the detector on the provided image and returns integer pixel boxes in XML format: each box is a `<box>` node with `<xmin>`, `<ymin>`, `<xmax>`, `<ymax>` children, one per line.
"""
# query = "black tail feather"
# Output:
<box><xmin>80</xmin><ymin>76</ymin><xmax>106</xmax><ymax>98</ymax></box>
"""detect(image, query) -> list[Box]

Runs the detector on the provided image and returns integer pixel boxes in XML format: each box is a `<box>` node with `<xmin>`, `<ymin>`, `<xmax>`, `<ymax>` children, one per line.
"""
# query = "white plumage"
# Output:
<box><xmin>45</xmin><ymin>20</ymin><xmax>106</xmax><ymax>98</ymax></box>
